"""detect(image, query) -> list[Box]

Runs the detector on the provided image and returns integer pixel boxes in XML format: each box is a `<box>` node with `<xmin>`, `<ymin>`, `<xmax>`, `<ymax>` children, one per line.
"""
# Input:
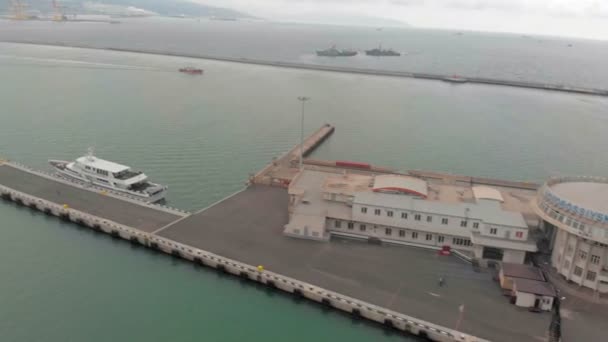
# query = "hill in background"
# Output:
<box><xmin>17</xmin><ymin>0</ymin><xmax>252</xmax><ymax>18</ymax></box>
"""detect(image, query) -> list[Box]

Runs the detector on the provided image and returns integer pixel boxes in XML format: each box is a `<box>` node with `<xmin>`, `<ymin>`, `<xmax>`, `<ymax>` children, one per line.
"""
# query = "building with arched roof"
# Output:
<box><xmin>285</xmin><ymin>169</ymin><xmax>538</xmax><ymax>264</ymax></box>
<box><xmin>533</xmin><ymin>176</ymin><xmax>608</xmax><ymax>293</ymax></box>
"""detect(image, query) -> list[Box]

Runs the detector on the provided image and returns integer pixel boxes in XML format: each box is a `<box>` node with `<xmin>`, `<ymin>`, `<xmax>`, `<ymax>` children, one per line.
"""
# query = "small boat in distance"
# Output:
<box><xmin>49</xmin><ymin>148</ymin><xmax>168</xmax><ymax>203</ymax></box>
<box><xmin>316</xmin><ymin>45</ymin><xmax>357</xmax><ymax>57</ymax></box>
<box><xmin>365</xmin><ymin>45</ymin><xmax>401</xmax><ymax>56</ymax></box>
<box><xmin>179</xmin><ymin>67</ymin><xmax>203</xmax><ymax>75</ymax></box>
<box><xmin>443</xmin><ymin>75</ymin><xmax>468</xmax><ymax>83</ymax></box>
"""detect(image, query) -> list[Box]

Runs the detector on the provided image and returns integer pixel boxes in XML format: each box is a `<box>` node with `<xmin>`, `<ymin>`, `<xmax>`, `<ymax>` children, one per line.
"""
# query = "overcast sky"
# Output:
<box><xmin>194</xmin><ymin>0</ymin><xmax>608</xmax><ymax>40</ymax></box>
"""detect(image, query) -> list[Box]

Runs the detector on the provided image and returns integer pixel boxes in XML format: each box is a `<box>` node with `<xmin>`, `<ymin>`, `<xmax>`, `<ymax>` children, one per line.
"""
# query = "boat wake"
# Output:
<box><xmin>0</xmin><ymin>54</ymin><xmax>163</xmax><ymax>71</ymax></box>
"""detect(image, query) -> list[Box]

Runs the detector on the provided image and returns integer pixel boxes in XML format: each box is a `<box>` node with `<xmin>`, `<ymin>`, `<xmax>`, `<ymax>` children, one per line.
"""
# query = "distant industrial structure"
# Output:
<box><xmin>8</xmin><ymin>0</ymin><xmax>30</xmax><ymax>20</ymax></box>
<box><xmin>51</xmin><ymin>0</ymin><xmax>66</xmax><ymax>21</ymax></box>
<box><xmin>6</xmin><ymin>0</ymin><xmax>66</xmax><ymax>21</ymax></box>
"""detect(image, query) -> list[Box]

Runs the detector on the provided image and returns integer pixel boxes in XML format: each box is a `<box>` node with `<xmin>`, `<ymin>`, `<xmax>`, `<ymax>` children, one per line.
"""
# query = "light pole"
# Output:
<box><xmin>297</xmin><ymin>96</ymin><xmax>310</xmax><ymax>171</ymax></box>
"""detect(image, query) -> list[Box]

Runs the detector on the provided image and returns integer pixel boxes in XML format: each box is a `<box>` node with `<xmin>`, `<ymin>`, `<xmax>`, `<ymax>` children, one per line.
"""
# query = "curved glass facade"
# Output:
<box><xmin>535</xmin><ymin>177</ymin><xmax>608</xmax><ymax>293</ymax></box>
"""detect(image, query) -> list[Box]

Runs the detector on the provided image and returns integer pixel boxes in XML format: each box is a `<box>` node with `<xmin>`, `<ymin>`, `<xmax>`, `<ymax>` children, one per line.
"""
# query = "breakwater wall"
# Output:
<box><xmin>4</xmin><ymin>40</ymin><xmax>608</xmax><ymax>97</ymax></box>
<box><xmin>0</xmin><ymin>182</ymin><xmax>488</xmax><ymax>342</ymax></box>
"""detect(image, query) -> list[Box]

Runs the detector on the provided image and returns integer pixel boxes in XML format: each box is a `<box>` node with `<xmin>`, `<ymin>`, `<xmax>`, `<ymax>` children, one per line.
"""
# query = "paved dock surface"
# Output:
<box><xmin>0</xmin><ymin>164</ymin><xmax>180</xmax><ymax>232</ymax></box>
<box><xmin>157</xmin><ymin>185</ymin><xmax>550</xmax><ymax>342</ymax></box>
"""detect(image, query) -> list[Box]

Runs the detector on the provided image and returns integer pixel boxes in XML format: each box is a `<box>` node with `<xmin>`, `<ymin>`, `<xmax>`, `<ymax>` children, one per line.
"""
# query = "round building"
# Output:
<box><xmin>533</xmin><ymin>176</ymin><xmax>608</xmax><ymax>293</ymax></box>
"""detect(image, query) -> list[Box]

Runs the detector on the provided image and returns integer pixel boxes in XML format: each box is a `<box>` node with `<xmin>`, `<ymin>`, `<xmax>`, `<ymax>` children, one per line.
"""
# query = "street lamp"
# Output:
<box><xmin>297</xmin><ymin>96</ymin><xmax>310</xmax><ymax>171</ymax></box>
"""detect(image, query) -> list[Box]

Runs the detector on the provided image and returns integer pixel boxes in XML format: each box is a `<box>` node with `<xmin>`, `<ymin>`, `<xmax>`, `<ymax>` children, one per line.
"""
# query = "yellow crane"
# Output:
<box><xmin>9</xmin><ymin>0</ymin><xmax>28</xmax><ymax>20</ymax></box>
<box><xmin>52</xmin><ymin>0</ymin><xmax>66</xmax><ymax>21</ymax></box>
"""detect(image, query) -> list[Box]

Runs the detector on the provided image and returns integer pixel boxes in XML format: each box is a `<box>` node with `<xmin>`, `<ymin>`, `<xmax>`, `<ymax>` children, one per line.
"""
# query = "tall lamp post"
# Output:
<box><xmin>297</xmin><ymin>96</ymin><xmax>310</xmax><ymax>170</ymax></box>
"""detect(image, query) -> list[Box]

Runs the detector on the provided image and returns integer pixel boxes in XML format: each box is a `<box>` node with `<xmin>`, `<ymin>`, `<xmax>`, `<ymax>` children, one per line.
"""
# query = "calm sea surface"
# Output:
<box><xmin>1</xmin><ymin>20</ymin><xmax>608</xmax><ymax>341</ymax></box>
<box><xmin>2</xmin><ymin>18</ymin><xmax>608</xmax><ymax>89</ymax></box>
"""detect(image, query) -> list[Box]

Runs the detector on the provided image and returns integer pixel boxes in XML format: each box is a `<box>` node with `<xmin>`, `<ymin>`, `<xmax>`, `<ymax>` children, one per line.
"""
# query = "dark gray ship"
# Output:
<box><xmin>316</xmin><ymin>46</ymin><xmax>357</xmax><ymax>57</ymax></box>
<box><xmin>365</xmin><ymin>45</ymin><xmax>401</xmax><ymax>56</ymax></box>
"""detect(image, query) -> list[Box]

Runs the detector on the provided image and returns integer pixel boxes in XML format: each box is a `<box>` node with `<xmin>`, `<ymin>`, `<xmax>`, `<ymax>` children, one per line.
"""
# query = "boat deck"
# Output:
<box><xmin>156</xmin><ymin>185</ymin><xmax>549</xmax><ymax>342</ymax></box>
<box><xmin>0</xmin><ymin>163</ymin><xmax>181</xmax><ymax>232</ymax></box>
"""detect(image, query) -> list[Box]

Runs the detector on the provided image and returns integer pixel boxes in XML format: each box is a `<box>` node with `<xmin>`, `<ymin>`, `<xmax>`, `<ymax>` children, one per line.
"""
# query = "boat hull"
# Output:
<box><xmin>49</xmin><ymin>160</ymin><xmax>167</xmax><ymax>203</ymax></box>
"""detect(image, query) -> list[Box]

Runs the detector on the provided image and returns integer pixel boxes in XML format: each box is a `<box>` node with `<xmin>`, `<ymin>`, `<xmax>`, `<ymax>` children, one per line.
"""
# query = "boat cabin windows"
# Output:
<box><xmin>96</xmin><ymin>169</ymin><xmax>109</xmax><ymax>176</ymax></box>
<box><xmin>82</xmin><ymin>163</ymin><xmax>109</xmax><ymax>177</ymax></box>
<box><xmin>114</xmin><ymin>169</ymin><xmax>141</xmax><ymax>180</ymax></box>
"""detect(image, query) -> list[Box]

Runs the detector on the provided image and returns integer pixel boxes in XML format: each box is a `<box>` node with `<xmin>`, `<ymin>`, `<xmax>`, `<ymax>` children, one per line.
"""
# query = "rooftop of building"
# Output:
<box><xmin>290</xmin><ymin>168</ymin><xmax>532</xmax><ymax>229</ymax></box>
<box><xmin>372</xmin><ymin>174</ymin><xmax>428</xmax><ymax>198</ymax></box>
<box><xmin>550</xmin><ymin>181</ymin><xmax>608</xmax><ymax>214</ymax></box>
<box><xmin>514</xmin><ymin>278</ymin><xmax>557</xmax><ymax>297</ymax></box>
<box><xmin>472</xmin><ymin>186</ymin><xmax>504</xmax><ymax>202</ymax></box>
<box><xmin>321</xmin><ymin>173</ymin><xmax>372</xmax><ymax>197</ymax></box>
<box><xmin>290</xmin><ymin>169</ymin><xmax>352</xmax><ymax>220</ymax></box>
<box><xmin>501</xmin><ymin>263</ymin><xmax>546</xmax><ymax>281</ymax></box>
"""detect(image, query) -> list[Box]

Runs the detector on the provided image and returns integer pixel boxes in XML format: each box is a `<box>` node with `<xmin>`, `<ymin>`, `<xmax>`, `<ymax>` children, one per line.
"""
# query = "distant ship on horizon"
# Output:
<box><xmin>316</xmin><ymin>45</ymin><xmax>357</xmax><ymax>57</ymax></box>
<box><xmin>365</xmin><ymin>45</ymin><xmax>401</xmax><ymax>56</ymax></box>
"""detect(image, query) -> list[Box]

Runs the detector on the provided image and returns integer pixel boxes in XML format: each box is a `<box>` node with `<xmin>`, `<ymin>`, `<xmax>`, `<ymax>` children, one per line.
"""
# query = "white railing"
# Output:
<box><xmin>539</xmin><ymin>183</ymin><xmax>608</xmax><ymax>228</ymax></box>
<box><xmin>545</xmin><ymin>175</ymin><xmax>608</xmax><ymax>186</ymax></box>
<box><xmin>536</xmin><ymin>192</ymin><xmax>608</xmax><ymax>244</ymax></box>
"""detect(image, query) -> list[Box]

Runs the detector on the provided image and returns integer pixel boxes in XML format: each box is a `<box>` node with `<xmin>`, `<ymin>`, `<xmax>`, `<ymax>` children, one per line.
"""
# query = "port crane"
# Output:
<box><xmin>51</xmin><ymin>0</ymin><xmax>66</xmax><ymax>21</ymax></box>
<box><xmin>8</xmin><ymin>0</ymin><xmax>28</xmax><ymax>20</ymax></box>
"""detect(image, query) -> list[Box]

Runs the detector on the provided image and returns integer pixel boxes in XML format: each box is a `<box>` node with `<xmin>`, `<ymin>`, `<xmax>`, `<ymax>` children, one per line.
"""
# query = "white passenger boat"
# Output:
<box><xmin>49</xmin><ymin>149</ymin><xmax>168</xmax><ymax>203</ymax></box>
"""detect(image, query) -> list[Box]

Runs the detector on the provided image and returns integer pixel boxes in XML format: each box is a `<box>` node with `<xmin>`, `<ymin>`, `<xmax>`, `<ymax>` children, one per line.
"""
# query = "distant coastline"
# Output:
<box><xmin>3</xmin><ymin>40</ymin><xmax>608</xmax><ymax>97</ymax></box>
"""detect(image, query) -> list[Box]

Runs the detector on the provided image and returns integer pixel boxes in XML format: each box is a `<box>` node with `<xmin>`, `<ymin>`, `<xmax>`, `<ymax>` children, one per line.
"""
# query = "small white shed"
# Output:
<box><xmin>513</xmin><ymin>278</ymin><xmax>556</xmax><ymax>311</ymax></box>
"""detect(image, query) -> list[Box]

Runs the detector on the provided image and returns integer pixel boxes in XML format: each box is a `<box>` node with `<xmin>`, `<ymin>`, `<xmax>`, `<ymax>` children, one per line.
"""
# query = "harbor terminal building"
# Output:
<box><xmin>284</xmin><ymin>169</ymin><xmax>539</xmax><ymax>264</ymax></box>
<box><xmin>533</xmin><ymin>176</ymin><xmax>608</xmax><ymax>293</ymax></box>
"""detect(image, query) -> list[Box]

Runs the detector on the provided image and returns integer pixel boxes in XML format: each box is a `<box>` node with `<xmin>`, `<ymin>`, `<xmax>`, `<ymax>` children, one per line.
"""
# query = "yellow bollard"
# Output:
<box><xmin>257</xmin><ymin>265</ymin><xmax>264</xmax><ymax>272</ymax></box>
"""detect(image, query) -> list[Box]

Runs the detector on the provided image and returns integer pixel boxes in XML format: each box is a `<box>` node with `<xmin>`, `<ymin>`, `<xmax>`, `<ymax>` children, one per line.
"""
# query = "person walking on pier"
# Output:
<box><xmin>438</xmin><ymin>276</ymin><xmax>445</xmax><ymax>287</ymax></box>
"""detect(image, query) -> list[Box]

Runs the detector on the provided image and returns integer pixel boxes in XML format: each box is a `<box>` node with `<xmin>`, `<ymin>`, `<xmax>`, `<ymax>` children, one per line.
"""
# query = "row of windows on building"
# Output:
<box><xmin>541</xmin><ymin>202</ymin><xmax>589</xmax><ymax>232</ymax></box>
<box><xmin>487</xmin><ymin>227</ymin><xmax>524</xmax><ymax>238</ymax></box>
<box><xmin>565</xmin><ymin>245</ymin><xmax>603</xmax><ymax>265</ymax></box>
<box><xmin>360</xmin><ymin>206</ymin><xmax>481</xmax><ymax>229</ymax></box>
<box><xmin>333</xmin><ymin>220</ymin><xmax>471</xmax><ymax>246</ymax></box>
<box><xmin>573</xmin><ymin>266</ymin><xmax>599</xmax><ymax>282</ymax></box>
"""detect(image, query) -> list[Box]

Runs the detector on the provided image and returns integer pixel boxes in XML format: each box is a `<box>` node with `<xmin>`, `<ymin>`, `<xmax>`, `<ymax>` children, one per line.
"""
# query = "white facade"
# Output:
<box><xmin>286</xmin><ymin>170</ymin><xmax>537</xmax><ymax>264</ymax></box>
<box><xmin>534</xmin><ymin>176</ymin><xmax>608</xmax><ymax>294</ymax></box>
<box><xmin>514</xmin><ymin>291</ymin><xmax>554</xmax><ymax>311</ymax></box>
<box><xmin>332</xmin><ymin>193</ymin><xmax>536</xmax><ymax>260</ymax></box>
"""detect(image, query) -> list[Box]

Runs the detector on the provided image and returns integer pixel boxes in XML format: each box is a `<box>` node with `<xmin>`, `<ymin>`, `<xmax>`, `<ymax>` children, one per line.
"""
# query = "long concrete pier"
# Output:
<box><xmin>4</xmin><ymin>40</ymin><xmax>608</xmax><ymax>97</ymax></box>
<box><xmin>252</xmin><ymin>124</ymin><xmax>335</xmax><ymax>186</ymax></box>
<box><xmin>0</xmin><ymin>180</ymin><xmax>485</xmax><ymax>339</ymax></box>
<box><xmin>0</xmin><ymin>126</ymin><xmax>552</xmax><ymax>342</ymax></box>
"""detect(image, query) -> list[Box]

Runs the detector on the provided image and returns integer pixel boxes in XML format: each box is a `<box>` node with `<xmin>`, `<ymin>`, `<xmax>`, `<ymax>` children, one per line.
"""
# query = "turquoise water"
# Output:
<box><xmin>0</xmin><ymin>205</ymin><xmax>408</xmax><ymax>342</ymax></box>
<box><xmin>0</xmin><ymin>39</ymin><xmax>607</xmax><ymax>341</ymax></box>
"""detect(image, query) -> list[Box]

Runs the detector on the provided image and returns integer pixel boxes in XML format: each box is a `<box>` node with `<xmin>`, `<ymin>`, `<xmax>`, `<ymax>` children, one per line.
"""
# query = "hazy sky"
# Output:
<box><xmin>195</xmin><ymin>0</ymin><xmax>608</xmax><ymax>39</ymax></box>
